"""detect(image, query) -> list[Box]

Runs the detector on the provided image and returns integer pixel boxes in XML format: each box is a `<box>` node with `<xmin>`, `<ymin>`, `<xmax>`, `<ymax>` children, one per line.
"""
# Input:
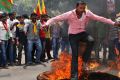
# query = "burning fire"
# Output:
<box><xmin>37</xmin><ymin>53</ymin><xmax>83</xmax><ymax>80</ymax></box>
<box><xmin>37</xmin><ymin>42</ymin><xmax>101</xmax><ymax>80</ymax></box>
<box><xmin>88</xmin><ymin>61</ymin><xmax>100</xmax><ymax>70</ymax></box>
<box><xmin>48</xmin><ymin>53</ymin><xmax>83</xmax><ymax>80</ymax></box>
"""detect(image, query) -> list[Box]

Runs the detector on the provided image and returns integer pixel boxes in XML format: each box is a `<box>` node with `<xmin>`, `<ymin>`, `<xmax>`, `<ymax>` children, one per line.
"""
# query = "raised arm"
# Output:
<box><xmin>46</xmin><ymin>11</ymin><xmax>71</xmax><ymax>26</ymax></box>
<box><xmin>87</xmin><ymin>10</ymin><xmax>115</xmax><ymax>25</ymax></box>
<box><xmin>24</xmin><ymin>23</ymin><xmax>29</xmax><ymax>34</ymax></box>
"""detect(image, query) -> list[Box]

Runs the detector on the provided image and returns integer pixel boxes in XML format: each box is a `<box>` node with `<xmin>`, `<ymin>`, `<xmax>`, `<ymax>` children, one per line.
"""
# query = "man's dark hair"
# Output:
<box><xmin>76</xmin><ymin>1</ymin><xmax>87</xmax><ymax>7</ymax></box>
<box><xmin>30</xmin><ymin>13</ymin><xmax>38</xmax><ymax>17</ymax></box>
<box><xmin>16</xmin><ymin>16</ymin><xmax>23</xmax><ymax>20</ymax></box>
<box><xmin>1</xmin><ymin>13</ymin><xmax>8</xmax><ymax>18</ymax></box>
<box><xmin>41</xmin><ymin>14</ymin><xmax>49</xmax><ymax>18</ymax></box>
<box><xmin>22</xmin><ymin>14</ymin><xmax>29</xmax><ymax>19</ymax></box>
<box><xmin>8</xmin><ymin>12</ymin><xmax>14</xmax><ymax>17</ymax></box>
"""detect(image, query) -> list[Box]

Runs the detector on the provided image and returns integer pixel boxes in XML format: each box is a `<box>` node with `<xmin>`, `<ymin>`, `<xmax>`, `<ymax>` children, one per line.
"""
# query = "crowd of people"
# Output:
<box><xmin>0</xmin><ymin>12</ymin><xmax>71</xmax><ymax>69</ymax></box>
<box><xmin>0</xmin><ymin>11</ymin><xmax>120</xmax><ymax>70</ymax></box>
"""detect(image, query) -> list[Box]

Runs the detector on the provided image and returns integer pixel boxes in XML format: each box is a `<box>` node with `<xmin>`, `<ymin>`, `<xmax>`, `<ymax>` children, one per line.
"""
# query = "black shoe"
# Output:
<box><xmin>48</xmin><ymin>57</ymin><xmax>53</xmax><ymax>59</ymax></box>
<box><xmin>25</xmin><ymin>62</ymin><xmax>33</xmax><ymax>66</ymax></box>
<box><xmin>1</xmin><ymin>65</ymin><xmax>9</xmax><ymax>69</ymax></box>
<box><xmin>71</xmin><ymin>75</ymin><xmax>78</xmax><ymax>80</ymax></box>
<box><xmin>54</xmin><ymin>58</ymin><xmax>59</xmax><ymax>60</ymax></box>
<box><xmin>9</xmin><ymin>63</ymin><xmax>15</xmax><ymax>66</ymax></box>
<box><xmin>17</xmin><ymin>63</ymin><xmax>22</xmax><ymax>66</ymax></box>
<box><xmin>35</xmin><ymin>61</ymin><xmax>42</xmax><ymax>64</ymax></box>
<box><xmin>40</xmin><ymin>59</ymin><xmax>47</xmax><ymax>62</ymax></box>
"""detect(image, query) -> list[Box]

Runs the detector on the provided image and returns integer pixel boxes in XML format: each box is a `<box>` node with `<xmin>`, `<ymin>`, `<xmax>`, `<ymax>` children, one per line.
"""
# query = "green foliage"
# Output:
<box><xmin>0</xmin><ymin>0</ymin><xmax>13</xmax><ymax>12</ymax></box>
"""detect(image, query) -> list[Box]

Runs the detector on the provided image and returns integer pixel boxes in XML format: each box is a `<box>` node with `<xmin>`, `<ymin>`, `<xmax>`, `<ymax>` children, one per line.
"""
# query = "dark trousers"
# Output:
<box><xmin>27</xmin><ymin>39</ymin><xmax>42</xmax><ymax>63</ymax></box>
<box><xmin>108</xmin><ymin>40</ymin><xmax>116</xmax><ymax>60</ymax></box>
<box><xmin>17</xmin><ymin>41</ymin><xmax>27</xmax><ymax>64</ymax></box>
<box><xmin>45</xmin><ymin>38</ymin><xmax>52</xmax><ymax>59</ymax></box>
<box><xmin>40</xmin><ymin>38</ymin><xmax>46</xmax><ymax>61</ymax></box>
<box><xmin>114</xmin><ymin>38</ymin><xmax>120</xmax><ymax>53</ymax></box>
<box><xmin>32</xmin><ymin>44</ymin><xmax>36</xmax><ymax>62</ymax></box>
<box><xmin>69</xmin><ymin>32</ymin><xmax>94</xmax><ymax>79</ymax></box>
<box><xmin>40</xmin><ymin>38</ymin><xmax>52</xmax><ymax>60</ymax></box>
<box><xmin>94</xmin><ymin>38</ymin><xmax>108</xmax><ymax>62</ymax></box>
<box><xmin>0</xmin><ymin>40</ymin><xmax>8</xmax><ymax>66</ymax></box>
<box><xmin>7</xmin><ymin>38</ymin><xmax>17</xmax><ymax>64</ymax></box>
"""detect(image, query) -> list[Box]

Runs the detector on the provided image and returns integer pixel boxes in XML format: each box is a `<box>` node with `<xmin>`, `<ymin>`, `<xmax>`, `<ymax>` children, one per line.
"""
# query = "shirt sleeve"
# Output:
<box><xmin>37</xmin><ymin>21</ymin><xmax>42</xmax><ymax>29</ymax></box>
<box><xmin>87</xmin><ymin>10</ymin><xmax>115</xmax><ymax>25</ymax></box>
<box><xmin>24</xmin><ymin>23</ymin><xmax>29</xmax><ymax>33</ymax></box>
<box><xmin>46</xmin><ymin>11</ymin><xmax>71</xmax><ymax>26</ymax></box>
<box><xmin>16</xmin><ymin>27</ymin><xmax>19</xmax><ymax>38</ymax></box>
<box><xmin>7</xmin><ymin>23</ymin><xmax>13</xmax><ymax>38</ymax></box>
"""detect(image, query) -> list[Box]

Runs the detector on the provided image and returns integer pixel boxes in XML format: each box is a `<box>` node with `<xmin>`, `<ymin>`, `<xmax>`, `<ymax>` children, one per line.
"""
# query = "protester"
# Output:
<box><xmin>25</xmin><ymin>13</ymin><xmax>42</xmax><ymax>65</ymax></box>
<box><xmin>0</xmin><ymin>13</ymin><xmax>12</xmax><ymax>68</ymax></box>
<box><xmin>43</xmin><ymin>1</ymin><xmax>120</xmax><ymax>79</ymax></box>
<box><xmin>16</xmin><ymin>16</ymin><xmax>27</xmax><ymax>65</ymax></box>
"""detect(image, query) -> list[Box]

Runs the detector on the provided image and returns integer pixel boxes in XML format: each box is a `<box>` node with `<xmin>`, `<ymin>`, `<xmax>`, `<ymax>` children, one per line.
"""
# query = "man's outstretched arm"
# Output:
<box><xmin>45</xmin><ymin>11</ymin><xmax>71</xmax><ymax>26</ymax></box>
<box><xmin>87</xmin><ymin>10</ymin><xmax>120</xmax><ymax>26</ymax></box>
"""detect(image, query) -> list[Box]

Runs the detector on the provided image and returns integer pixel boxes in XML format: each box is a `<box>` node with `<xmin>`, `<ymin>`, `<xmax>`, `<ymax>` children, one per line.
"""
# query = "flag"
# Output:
<box><xmin>0</xmin><ymin>0</ymin><xmax>14</xmax><ymax>12</ymax></box>
<box><xmin>34</xmin><ymin>0</ymin><xmax>42</xmax><ymax>16</ymax></box>
<box><xmin>42</xmin><ymin>0</ymin><xmax>47</xmax><ymax>14</ymax></box>
<box><xmin>8</xmin><ymin>0</ymin><xmax>14</xmax><ymax>4</ymax></box>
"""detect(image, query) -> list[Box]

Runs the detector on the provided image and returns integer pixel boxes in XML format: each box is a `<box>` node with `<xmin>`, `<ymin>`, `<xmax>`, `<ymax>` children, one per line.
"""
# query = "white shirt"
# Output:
<box><xmin>0</xmin><ymin>21</ymin><xmax>12</xmax><ymax>40</ymax></box>
<box><xmin>7</xmin><ymin>19</ymin><xmax>19</xmax><ymax>38</ymax></box>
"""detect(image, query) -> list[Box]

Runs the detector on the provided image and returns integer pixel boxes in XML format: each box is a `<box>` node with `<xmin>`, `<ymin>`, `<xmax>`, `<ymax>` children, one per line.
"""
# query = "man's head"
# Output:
<box><xmin>8</xmin><ymin>12</ymin><xmax>15</xmax><ymax>20</ymax></box>
<box><xmin>41</xmin><ymin>14</ymin><xmax>49</xmax><ymax>22</ymax></box>
<box><xmin>22</xmin><ymin>14</ymin><xmax>29</xmax><ymax>19</ymax></box>
<box><xmin>17</xmin><ymin>16</ymin><xmax>24</xmax><ymax>23</ymax></box>
<box><xmin>1</xmin><ymin>13</ymin><xmax>8</xmax><ymax>22</ymax></box>
<box><xmin>76</xmin><ymin>1</ymin><xmax>87</xmax><ymax>14</ymax></box>
<box><xmin>30</xmin><ymin>13</ymin><xmax>38</xmax><ymax>23</ymax></box>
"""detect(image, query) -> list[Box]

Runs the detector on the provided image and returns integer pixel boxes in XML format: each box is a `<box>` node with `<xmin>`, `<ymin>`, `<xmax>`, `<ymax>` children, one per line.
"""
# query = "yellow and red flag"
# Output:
<box><xmin>42</xmin><ymin>0</ymin><xmax>47</xmax><ymax>14</ymax></box>
<box><xmin>34</xmin><ymin>0</ymin><xmax>42</xmax><ymax>16</ymax></box>
<box><xmin>8</xmin><ymin>0</ymin><xmax>14</xmax><ymax>4</ymax></box>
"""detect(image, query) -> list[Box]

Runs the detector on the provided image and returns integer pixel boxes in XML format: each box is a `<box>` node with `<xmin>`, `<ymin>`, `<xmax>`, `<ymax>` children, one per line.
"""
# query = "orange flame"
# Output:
<box><xmin>47</xmin><ymin>53</ymin><xmax>83</xmax><ymax>80</ymax></box>
<box><xmin>88</xmin><ymin>61</ymin><xmax>100</xmax><ymax>70</ymax></box>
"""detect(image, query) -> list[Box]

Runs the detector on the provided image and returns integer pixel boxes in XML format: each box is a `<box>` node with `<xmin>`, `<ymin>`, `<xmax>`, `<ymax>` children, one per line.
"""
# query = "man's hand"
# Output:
<box><xmin>114</xmin><ymin>22</ymin><xmax>120</xmax><ymax>26</ymax></box>
<box><xmin>10</xmin><ymin>22</ymin><xmax>19</xmax><ymax>30</ymax></box>
<box><xmin>0</xmin><ymin>40</ymin><xmax>2</xmax><ymax>44</ymax></box>
<box><xmin>13</xmin><ymin>22</ymin><xmax>19</xmax><ymax>26</ymax></box>
<box><xmin>11</xmin><ymin>38</ymin><xmax>15</xmax><ymax>44</ymax></box>
<box><xmin>41</xmin><ymin>24</ymin><xmax>48</xmax><ymax>30</ymax></box>
<box><xmin>16</xmin><ymin>40</ymin><xmax>19</xmax><ymax>46</ymax></box>
<box><xmin>16</xmin><ymin>37</ymin><xmax>19</xmax><ymax>46</ymax></box>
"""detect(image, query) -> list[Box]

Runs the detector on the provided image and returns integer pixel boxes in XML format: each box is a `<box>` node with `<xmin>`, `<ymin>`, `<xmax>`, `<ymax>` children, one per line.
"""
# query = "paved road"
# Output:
<box><xmin>0</xmin><ymin>53</ymin><xmax>52</xmax><ymax>80</ymax></box>
<box><xmin>0</xmin><ymin>62</ymin><xmax>51</xmax><ymax>80</ymax></box>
